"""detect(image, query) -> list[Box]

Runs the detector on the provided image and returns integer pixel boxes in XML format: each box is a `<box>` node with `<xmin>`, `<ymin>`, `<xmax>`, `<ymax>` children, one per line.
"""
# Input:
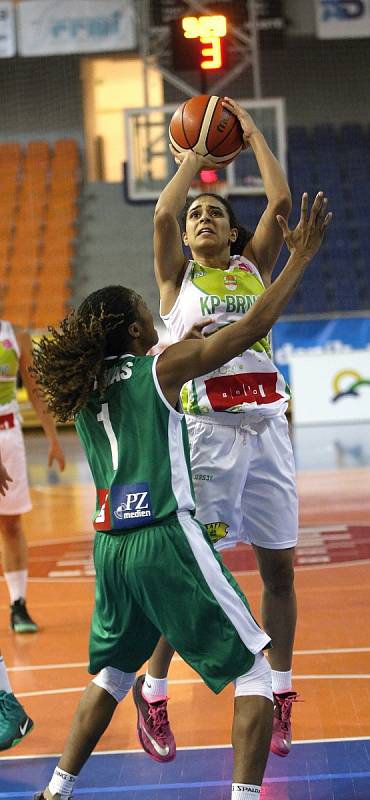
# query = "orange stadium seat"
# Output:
<box><xmin>32</xmin><ymin>298</ymin><xmax>70</xmax><ymax>329</ymax></box>
<box><xmin>4</xmin><ymin>287</ymin><xmax>36</xmax><ymax>310</ymax></box>
<box><xmin>53</xmin><ymin>160</ymin><xmax>79</xmax><ymax>175</ymax></box>
<box><xmin>15</xmin><ymin>223</ymin><xmax>43</xmax><ymax>243</ymax></box>
<box><xmin>0</xmin><ymin>240</ymin><xmax>11</xmax><ymax>261</ymax></box>
<box><xmin>2</xmin><ymin>305</ymin><xmax>34</xmax><ymax>328</ymax></box>
<box><xmin>36</xmin><ymin>273</ymin><xmax>71</xmax><ymax>296</ymax></box>
<box><xmin>0</xmin><ymin>167</ymin><xmax>20</xmax><ymax>186</ymax></box>
<box><xmin>0</xmin><ymin>222</ymin><xmax>13</xmax><ymax>239</ymax></box>
<box><xmin>45</xmin><ymin>199</ymin><xmax>78</xmax><ymax>218</ymax></box>
<box><xmin>11</xmin><ymin>234</ymin><xmax>41</xmax><ymax>255</ymax></box>
<box><xmin>0</xmin><ymin>187</ymin><xmax>19</xmax><ymax>209</ymax></box>
<box><xmin>26</xmin><ymin>141</ymin><xmax>50</xmax><ymax>160</ymax></box>
<box><xmin>49</xmin><ymin>184</ymin><xmax>79</xmax><ymax>204</ymax></box>
<box><xmin>0</xmin><ymin>258</ymin><xmax>9</xmax><ymax>282</ymax></box>
<box><xmin>0</xmin><ymin>143</ymin><xmax>22</xmax><ymax>166</ymax></box>
<box><xmin>54</xmin><ymin>139</ymin><xmax>79</xmax><ymax>159</ymax></box>
<box><xmin>43</xmin><ymin>223</ymin><xmax>77</xmax><ymax>243</ymax></box>
<box><xmin>53</xmin><ymin>155</ymin><xmax>79</xmax><ymax>169</ymax></box>
<box><xmin>8</xmin><ymin>253</ymin><xmax>40</xmax><ymax>276</ymax></box>
<box><xmin>41</xmin><ymin>238</ymin><xmax>75</xmax><ymax>259</ymax></box>
<box><xmin>5</xmin><ymin>267</ymin><xmax>39</xmax><ymax>288</ymax></box>
<box><xmin>18</xmin><ymin>181</ymin><xmax>48</xmax><ymax>203</ymax></box>
<box><xmin>0</xmin><ymin>137</ymin><xmax>83</xmax><ymax>329</ymax></box>
<box><xmin>21</xmin><ymin>172</ymin><xmax>48</xmax><ymax>192</ymax></box>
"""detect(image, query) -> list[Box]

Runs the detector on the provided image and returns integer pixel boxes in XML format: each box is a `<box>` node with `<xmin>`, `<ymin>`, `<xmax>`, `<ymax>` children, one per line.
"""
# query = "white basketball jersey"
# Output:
<box><xmin>160</xmin><ymin>256</ymin><xmax>290</xmax><ymax>420</ymax></box>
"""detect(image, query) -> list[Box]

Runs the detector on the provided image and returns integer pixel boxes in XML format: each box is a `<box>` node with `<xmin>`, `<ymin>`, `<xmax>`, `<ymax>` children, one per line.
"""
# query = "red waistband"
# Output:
<box><xmin>0</xmin><ymin>412</ymin><xmax>15</xmax><ymax>430</ymax></box>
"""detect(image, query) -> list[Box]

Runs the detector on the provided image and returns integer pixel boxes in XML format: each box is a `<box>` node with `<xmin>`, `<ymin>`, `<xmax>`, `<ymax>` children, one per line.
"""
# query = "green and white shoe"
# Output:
<box><xmin>10</xmin><ymin>598</ymin><xmax>39</xmax><ymax>633</ymax></box>
<box><xmin>0</xmin><ymin>690</ymin><xmax>34</xmax><ymax>750</ymax></box>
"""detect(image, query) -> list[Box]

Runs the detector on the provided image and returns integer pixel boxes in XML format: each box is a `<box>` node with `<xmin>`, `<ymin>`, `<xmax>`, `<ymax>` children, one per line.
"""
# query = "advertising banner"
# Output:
<box><xmin>17</xmin><ymin>0</ymin><xmax>136</xmax><ymax>56</ymax></box>
<box><xmin>272</xmin><ymin>316</ymin><xmax>370</xmax><ymax>385</ymax></box>
<box><xmin>0</xmin><ymin>1</ymin><xmax>16</xmax><ymax>57</ymax></box>
<box><xmin>315</xmin><ymin>0</ymin><xmax>370</xmax><ymax>39</ymax></box>
<box><xmin>290</xmin><ymin>350</ymin><xmax>370</xmax><ymax>424</ymax></box>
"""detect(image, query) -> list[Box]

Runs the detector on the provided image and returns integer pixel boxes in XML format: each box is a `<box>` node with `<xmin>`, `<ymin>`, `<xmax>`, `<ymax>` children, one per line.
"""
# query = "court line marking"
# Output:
<box><xmin>6</xmin><ymin>646</ymin><xmax>370</xmax><ymax>674</ymax></box>
<box><xmin>1</xmin><ymin>556</ymin><xmax>368</xmax><ymax>583</ymax></box>
<box><xmin>2</xmin><ymin>736</ymin><xmax>370</xmax><ymax>761</ymax></box>
<box><xmin>232</xmin><ymin>558</ymin><xmax>370</xmax><ymax>576</ymax></box>
<box><xmin>2</xmin><ymin>772</ymin><xmax>370</xmax><ymax>797</ymax></box>
<box><xmin>2</xmin><ymin>556</ymin><xmax>370</xmax><ymax>581</ymax></box>
<box><xmin>23</xmin><ymin>521</ymin><xmax>370</xmax><ymax>550</ymax></box>
<box><xmin>14</xmin><ymin>674</ymin><xmax>370</xmax><ymax>698</ymax></box>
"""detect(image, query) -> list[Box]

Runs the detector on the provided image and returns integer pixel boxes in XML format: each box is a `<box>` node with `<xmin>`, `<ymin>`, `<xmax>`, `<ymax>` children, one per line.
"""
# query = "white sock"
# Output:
<box><xmin>49</xmin><ymin>766</ymin><xmax>77</xmax><ymax>798</ymax></box>
<box><xmin>4</xmin><ymin>569</ymin><xmax>27</xmax><ymax>604</ymax></box>
<box><xmin>142</xmin><ymin>672</ymin><xmax>168</xmax><ymax>702</ymax></box>
<box><xmin>271</xmin><ymin>669</ymin><xmax>292</xmax><ymax>694</ymax></box>
<box><xmin>0</xmin><ymin>657</ymin><xmax>12</xmax><ymax>693</ymax></box>
<box><xmin>231</xmin><ymin>783</ymin><xmax>260</xmax><ymax>799</ymax></box>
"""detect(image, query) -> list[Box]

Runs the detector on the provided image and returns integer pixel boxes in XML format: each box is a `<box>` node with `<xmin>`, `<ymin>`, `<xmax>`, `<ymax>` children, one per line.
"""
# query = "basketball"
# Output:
<box><xmin>169</xmin><ymin>95</ymin><xmax>244</xmax><ymax>165</ymax></box>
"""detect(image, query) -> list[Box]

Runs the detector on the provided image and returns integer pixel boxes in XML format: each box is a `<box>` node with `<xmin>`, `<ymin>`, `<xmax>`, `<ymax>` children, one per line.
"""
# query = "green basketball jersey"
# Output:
<box><xmin>75</xmin><ymin>353</ymin><xmax>195</xmax><ymax>532</ymax></box>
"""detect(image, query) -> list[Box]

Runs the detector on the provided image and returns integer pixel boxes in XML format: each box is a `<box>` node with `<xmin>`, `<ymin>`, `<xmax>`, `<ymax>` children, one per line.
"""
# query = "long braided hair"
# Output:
<box><xmin>180</xmin><ymin>193</ymin><xmax>253</xmax><ymax>256</ymax></box>
<box><xmin>31</xmin><ymin>286</ymin><xmax>140</xmax><ymax>422</ymax></box>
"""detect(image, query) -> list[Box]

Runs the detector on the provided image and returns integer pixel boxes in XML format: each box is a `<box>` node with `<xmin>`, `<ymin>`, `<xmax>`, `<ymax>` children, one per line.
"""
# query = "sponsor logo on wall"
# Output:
<box><xmin>315</xmin><ymin>0</ymin><xmax>370</xmax><ymax>38</ymax></box>
<box><xmin>0</xmin><ymin>1</ymin><xmax>15</xmax><ymax>57</ymax></box>
<box><xmin>17</xmin><ymin>0</ymin><xmax>136</xmax><ymax>56</ymax></box>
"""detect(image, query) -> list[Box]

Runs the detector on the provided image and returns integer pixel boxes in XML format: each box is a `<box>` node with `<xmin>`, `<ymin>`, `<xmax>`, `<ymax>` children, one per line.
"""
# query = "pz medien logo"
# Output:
<box><xmin>321</xmin><ymin>0</ymin><xmax>365</xmax><ymax>20</ymax></box>
<box><xmin>112</xmin><ymin>483</ymin><xmax>154</xmax><ymax>528</ymax></box>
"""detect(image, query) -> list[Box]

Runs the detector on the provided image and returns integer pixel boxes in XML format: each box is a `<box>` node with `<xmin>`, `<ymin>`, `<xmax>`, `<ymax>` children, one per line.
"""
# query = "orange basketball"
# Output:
<box><xmin>169</xmin><ymin>95</ymin><xmax>244</xmax><ymax>165</ymax></box>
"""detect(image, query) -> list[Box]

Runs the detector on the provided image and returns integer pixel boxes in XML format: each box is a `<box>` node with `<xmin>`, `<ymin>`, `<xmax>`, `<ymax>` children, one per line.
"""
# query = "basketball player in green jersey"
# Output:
<box><xmin>31</xmin><ymin>192</ymin><xmax>330</xmax><ymax>800</ymax></box>
<box><xmin>148</xmin><ymin>97</ymin><xmax>301</xmax><ymax>758</ymax></box>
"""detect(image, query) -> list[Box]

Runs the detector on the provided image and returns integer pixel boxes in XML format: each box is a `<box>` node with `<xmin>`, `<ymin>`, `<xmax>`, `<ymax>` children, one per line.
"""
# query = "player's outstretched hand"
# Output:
<box><xmin>182</xmin><ymin>319</ymin><xmax>215</xmax><ymax>340</ymax></box>
<box><xmin>48</xmin><ymin>440</ymin><xmax>66</xmax><ymax>472</ymax></box>
<box><xmin>277</xmin><ymin>192</ymin><xmax>332</xmax><ymax>262</ymax></box>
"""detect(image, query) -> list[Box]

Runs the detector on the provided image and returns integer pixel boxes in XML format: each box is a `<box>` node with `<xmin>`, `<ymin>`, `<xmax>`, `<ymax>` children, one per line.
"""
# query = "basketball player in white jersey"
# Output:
<box><xmin>140</xmin><ymin>98</ymin><xmax>300</xmax><ymax>758</ymax></box>
<box><xmin>0</xmin><ymin>452</ymin><xmax>34</xmax><ymax>749</ymax></box>
<box><xmin>0</xmin><ymin>320</ymin><xmax>65</xmax><ymax>633</ymax></box>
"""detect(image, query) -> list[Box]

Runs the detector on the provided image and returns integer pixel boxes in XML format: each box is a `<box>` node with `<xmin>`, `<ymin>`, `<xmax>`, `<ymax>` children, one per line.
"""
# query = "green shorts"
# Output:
<box><xmin>89</xmin><ymin>512</ymin><xmax>270</xmax><ymax>693</ymax></box>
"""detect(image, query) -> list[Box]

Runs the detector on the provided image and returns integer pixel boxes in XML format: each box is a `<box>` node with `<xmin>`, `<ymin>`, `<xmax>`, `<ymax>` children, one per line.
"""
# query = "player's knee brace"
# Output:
<box><xmin>92</xmin><ymin>667</ymin><xmax>136</xmax><ymax>703</ymax></box>
<box><xmin>234</xmin><ymin>652</ymin><xmax>272</xmax><ymax>702</ymax></box>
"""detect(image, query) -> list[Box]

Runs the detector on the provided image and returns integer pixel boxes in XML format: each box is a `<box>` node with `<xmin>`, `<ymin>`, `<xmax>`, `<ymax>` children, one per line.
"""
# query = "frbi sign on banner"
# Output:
<box><xmin>17</xmin><ymin>0</ymin><xmax>137</xmax><ymax>56</ymax></box>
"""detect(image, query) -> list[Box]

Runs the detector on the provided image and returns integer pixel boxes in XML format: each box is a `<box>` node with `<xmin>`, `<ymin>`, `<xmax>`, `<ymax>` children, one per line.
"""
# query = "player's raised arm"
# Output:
<box><xmin>157</xmin><ymin>192</ymin><xmax>332</xmax><ymax>405</ymax></box>
<box><xmin>153</xmin><ymin>149</ymin><xmax>213</xmax><ymax>306</ymax></box>
<box><xmin>221</xmin><ymin>97</ymin><xmax>292</xmax><ymax>286</ymax></box>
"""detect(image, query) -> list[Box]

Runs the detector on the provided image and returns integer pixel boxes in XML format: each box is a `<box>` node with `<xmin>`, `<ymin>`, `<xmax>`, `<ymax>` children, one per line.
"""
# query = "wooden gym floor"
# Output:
<box><xmin>0</xmin><ymin>422</ymin><xmax>369</xmax><ymax>799</ymax></box>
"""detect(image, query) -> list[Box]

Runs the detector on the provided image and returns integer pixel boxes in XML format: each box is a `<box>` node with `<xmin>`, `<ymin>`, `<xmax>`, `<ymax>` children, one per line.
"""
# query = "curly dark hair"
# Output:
<box><xmin>31</xmin><ymin>286</ymin><xmax>140</xmax><ymax>422</ymax></box>
<box><xmin>180</xmin><ymin>192</ymin><xmax>253</xmax><ymax>256</ymax></box>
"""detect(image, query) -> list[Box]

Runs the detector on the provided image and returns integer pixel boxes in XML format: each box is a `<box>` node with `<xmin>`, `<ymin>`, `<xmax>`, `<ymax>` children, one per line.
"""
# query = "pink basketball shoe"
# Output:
<box><xmin>132</xmin><ymin>675</ymin><xmax>176</xmax><ymax>762</ymax></box>
<box><xmin>271</xmin><ymin>691</ymin><xmax>299</xmax><ymax>757</ymax></box>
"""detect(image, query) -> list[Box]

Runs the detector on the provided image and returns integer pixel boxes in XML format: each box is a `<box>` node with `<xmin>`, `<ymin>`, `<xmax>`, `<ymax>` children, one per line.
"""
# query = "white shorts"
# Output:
<box><xmin>0</xmin><ymin>423</ymin><xmax>32</xmax><ymax>515</ymax></box>
<box><xmin>188</xmin><ymin>412</ymin><xmax>298</xmax><ymax>551</ymax></box>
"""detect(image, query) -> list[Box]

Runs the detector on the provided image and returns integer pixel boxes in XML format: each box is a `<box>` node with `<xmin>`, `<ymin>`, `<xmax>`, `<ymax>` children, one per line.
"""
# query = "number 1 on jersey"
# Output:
<box><xmin>97</xmin><ymin>403</ymin><xmax>118</xmax><ymax>470</ymax></box>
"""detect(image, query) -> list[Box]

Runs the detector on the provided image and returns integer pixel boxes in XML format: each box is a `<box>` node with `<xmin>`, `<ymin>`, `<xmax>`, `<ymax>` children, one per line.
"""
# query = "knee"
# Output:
<box><xmin>0</xmin><ymin>517</ymin><xmax>22</xmax><ymax>542</ymax></box>
<box><xmin>235</xmin><ymin>653</ymin><xmax>272</xmax><ymax>702</ymax></box>
<box><xmin>261</xmin><ymin>555</ymin><xmax>295</xmax><ymax>597</ymax></box>
<box><xmin>92</xmin><ymin>667</ymin><xmax>136</xmax><ymax>703</ymax></box>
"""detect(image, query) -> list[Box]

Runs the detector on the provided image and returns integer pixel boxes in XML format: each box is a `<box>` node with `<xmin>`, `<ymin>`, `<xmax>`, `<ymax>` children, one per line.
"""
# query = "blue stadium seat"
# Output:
<box><xmin>238</xmin><ymin>123</ymin><xmax>368</xmax><ymax>315</ymax></box>
<box><xmin>312</xmin><ymin>125</ymin><xmax>338</xmax><ymax>153</ymax></box>
<box><xmin>288</xmin><ymin>127</ymin><xmax>311</xmax><ymax>151</ymax></box>
<box><xmin>340</xmin><ymin>123</ymin><xmax>367</xmax><ymax>148</ymax></box>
